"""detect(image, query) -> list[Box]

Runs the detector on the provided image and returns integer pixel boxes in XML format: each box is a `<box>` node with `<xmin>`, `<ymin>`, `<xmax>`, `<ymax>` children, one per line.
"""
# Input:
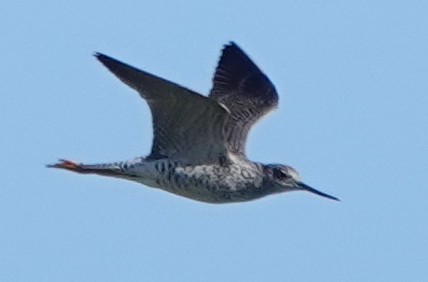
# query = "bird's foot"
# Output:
<box><xmin>47</xmin><ymin>159</ymin><xmax>87</xmax><ymax>173</ymax></box>
<box><xmin>47</xmin><ymin>159</ymin><xmax>125</xmax><ymax>178</ymax></box>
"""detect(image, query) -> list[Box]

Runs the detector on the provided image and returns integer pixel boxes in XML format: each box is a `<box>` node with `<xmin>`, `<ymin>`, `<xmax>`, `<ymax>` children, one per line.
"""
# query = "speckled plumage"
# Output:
<box><xmin>49</xmin><ymin>42</ymin><xmax>339</xmax><ymax>203</ymax></box>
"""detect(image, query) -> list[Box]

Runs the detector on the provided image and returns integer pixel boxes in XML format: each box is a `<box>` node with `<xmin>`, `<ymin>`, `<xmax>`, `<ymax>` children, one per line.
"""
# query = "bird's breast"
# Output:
<box><xmin>126</xmin><ymin>158</ymin><xmax>267</xmax><ymax>203</ymax></box>
<box><xmin>154</xmin><ymin>161</ymin><xmax>265</xmax><ymax>203</ymax></box>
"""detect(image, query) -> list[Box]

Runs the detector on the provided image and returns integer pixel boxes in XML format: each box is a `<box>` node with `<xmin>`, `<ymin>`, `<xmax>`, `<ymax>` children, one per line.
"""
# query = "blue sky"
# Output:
<box><xmin>1</xmin><ymin>0</ymin><xmax>428</xmax><ymax>281</ymax></box>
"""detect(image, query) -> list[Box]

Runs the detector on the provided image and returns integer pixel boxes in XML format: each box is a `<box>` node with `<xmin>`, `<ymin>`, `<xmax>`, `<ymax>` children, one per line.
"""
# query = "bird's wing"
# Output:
<box><xmin>96</xmin><ymin>53</ymin><xmax>229</xmax><ymax>165</ymax></box>
<box><xmin>209</xmin><ymin>42</ymin><xmax>279</xmax><ymax>156</ymax></box>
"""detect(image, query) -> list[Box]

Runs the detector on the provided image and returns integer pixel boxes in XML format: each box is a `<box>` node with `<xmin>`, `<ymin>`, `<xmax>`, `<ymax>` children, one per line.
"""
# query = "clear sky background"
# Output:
<box><xmin>1</xmin><ymin>1</ymin><xmax>428</xmax><ymax>281</ymax></box>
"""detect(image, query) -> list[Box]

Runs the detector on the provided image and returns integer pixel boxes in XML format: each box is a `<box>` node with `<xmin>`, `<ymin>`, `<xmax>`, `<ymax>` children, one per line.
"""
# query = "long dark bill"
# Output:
<box><xmin>298</xmin><ymin>182</ymin><xmax>340</xmax><ymax>201</ymax></box>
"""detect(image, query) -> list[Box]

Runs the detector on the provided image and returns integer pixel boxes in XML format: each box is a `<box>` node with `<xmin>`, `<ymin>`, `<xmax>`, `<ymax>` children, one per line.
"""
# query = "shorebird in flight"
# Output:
<box><xmin>49</xmin><ymin>42</ymin><xmax>339</xmax><ymax>203</ymax></box>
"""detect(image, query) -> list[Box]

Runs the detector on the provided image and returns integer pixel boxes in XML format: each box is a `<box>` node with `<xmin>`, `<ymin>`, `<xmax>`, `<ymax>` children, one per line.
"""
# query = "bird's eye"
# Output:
<box><xmin>273</xmin><ymin>168</ymin><xmax>289</xmax><ymax>180</ymax></box>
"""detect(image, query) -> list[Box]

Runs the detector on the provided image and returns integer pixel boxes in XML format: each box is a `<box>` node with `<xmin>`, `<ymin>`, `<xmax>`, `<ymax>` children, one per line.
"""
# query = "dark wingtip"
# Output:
<box><xmin>93</xmin><ymin>52</ymin><xmax>122</xmax><ymax>68</ymax></box>
<box><xmin>94</xmin><ymin>52</ymin><xmax>110</xmax><ymax>63</ymax></box>
<box><xmin>211</xmin><ymin>41</ymin><xmax>276</xmax><ymax>98</ymax></box>
<box><xmin>222</xmin><ymin>41</ymin><xmax>244</xmax><ymax>56</ymax></box>
<box><xmin>225</xmin><ymin>41</ymin><xmax>239</xmax><ymax>49</ymax></box>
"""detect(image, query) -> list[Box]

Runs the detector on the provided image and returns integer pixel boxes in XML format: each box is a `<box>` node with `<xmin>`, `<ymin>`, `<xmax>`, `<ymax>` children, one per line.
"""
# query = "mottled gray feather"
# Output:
<box><xmin>95</xmin><ymin>53</ymin><xmax>229</xmax><ymax>165</ymax></box>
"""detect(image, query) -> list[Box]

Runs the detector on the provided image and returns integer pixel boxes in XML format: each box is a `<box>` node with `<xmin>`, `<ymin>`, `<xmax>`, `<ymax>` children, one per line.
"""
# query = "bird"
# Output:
<box><xmin>48</xmin><ymin>42</ymin><xmax>339</xmax><ymax>203</ymax></box>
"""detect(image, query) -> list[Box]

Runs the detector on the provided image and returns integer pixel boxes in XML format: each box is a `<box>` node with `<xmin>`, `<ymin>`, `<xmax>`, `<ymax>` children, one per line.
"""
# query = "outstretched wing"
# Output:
<box><xmin>96</xmin><ymin>53</ymin><xmax>229</xmax><ymax>165</ymax></box>
<box><xmin>209</xmin><ymin>42</ymin><xmax>278</xmax><ymax>156</ymax></box>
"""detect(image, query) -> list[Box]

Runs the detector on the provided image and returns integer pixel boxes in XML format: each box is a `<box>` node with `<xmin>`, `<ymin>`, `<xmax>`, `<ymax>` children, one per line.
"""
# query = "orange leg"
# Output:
<box><xmin>47</xmin><ymin>159</ymin><xmax>124</xmax><ymax>177</ymax></box>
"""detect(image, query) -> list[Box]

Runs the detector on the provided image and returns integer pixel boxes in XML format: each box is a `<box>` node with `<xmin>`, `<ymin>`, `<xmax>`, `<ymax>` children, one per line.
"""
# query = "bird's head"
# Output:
<box><xmin>263</xmin><ymin>164</ymin><xmax>339</xmax><ymax>201</ymax></box>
